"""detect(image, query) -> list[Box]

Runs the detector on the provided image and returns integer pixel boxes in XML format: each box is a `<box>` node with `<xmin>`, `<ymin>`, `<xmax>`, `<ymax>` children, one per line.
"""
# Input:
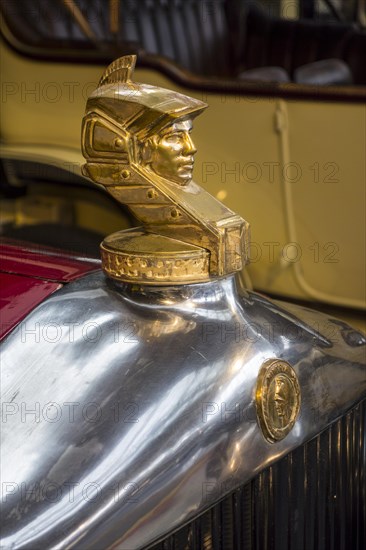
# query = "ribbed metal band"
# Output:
<box><xmin>100</xmin><ymin>229</ymin><xmax>210</xmax><ymax>284</ymax></box>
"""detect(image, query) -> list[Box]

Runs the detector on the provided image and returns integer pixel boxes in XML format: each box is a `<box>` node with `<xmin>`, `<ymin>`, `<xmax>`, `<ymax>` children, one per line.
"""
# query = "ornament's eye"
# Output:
<box><xmin>164</xmin><ymin>133</ymin><xmax>184</xmax><ymax>144</ymax></box>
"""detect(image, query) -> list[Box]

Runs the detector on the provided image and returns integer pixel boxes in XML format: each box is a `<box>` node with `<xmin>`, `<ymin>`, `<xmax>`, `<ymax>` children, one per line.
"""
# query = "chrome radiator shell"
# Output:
<box><xmin>1</xmin><ymin>272</ymin><xmax>365</xmax><ymax>549</ymax></box>
<box><xmin>150</xmin><ymin>400</ymin><xmax>365</xmax><ymax>550</ymax></box>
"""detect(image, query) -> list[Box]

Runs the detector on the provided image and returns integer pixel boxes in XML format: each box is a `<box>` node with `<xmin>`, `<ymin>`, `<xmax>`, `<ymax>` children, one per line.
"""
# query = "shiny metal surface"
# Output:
<box><xmin>1</xmin><ymin>271</ymin><xmax>365</xmax><ymax>549</ymax></box>
<box><xmin>150</xmin><ymin>400</ymin><xmax>366</xmax><ymax>550</ymax></box>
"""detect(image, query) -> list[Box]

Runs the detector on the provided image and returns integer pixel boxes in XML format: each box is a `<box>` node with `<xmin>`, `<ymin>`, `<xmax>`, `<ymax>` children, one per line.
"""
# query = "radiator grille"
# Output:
<box><xmin>150</xmin><ymin>399</ymin><xmax>365</xmax><ymax>550</ymax></box>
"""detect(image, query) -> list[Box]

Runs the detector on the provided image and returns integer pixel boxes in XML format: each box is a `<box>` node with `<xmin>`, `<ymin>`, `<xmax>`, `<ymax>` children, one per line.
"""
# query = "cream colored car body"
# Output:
<box><xmin>1</xmin><ymin>39</ymin><xmax>365</xmax><ymax>328</ymax></box>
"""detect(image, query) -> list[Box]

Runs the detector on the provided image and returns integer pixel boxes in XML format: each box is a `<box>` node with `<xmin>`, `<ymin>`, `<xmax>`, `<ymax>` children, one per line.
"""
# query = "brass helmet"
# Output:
<box><xmin>81</xmin><ymin>55</ymin><xmax>207</xmax><ymax>185</ymax></box>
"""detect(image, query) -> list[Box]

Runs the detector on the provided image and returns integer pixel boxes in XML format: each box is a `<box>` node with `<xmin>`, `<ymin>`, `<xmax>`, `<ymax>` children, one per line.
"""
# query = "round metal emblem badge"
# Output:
<box><xmin>256</xmin><ymin>359</ymin><xmax>301</xmax><ymax>443</ymax></box>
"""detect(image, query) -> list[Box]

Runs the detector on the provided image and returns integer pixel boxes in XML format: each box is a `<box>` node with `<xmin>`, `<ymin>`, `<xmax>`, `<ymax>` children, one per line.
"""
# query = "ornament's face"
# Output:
<box><xmin>144</xmin><ymin>119</ymin><xmax>196</xmax><ymax>185</ymax></box>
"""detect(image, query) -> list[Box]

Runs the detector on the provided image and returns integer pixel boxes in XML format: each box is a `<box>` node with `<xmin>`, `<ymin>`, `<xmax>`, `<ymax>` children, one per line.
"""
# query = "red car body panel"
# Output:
<box><xmin>0</xmin><ymin>241</ymin><xmax>101</xmax><ymax>341</ymax></box>
<box><xmin>0</xmin><ymin>242</ymin><xmax>100</xmax><ymax>282</ymax></box>
<box><xmin>0</xmin><ymin>273</ymin><xmax>61</xmax><ymax>340</ymax></box>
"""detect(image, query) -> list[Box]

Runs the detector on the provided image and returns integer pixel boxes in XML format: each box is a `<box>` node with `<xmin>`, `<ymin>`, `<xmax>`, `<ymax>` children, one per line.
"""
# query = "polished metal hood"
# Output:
<box><xmin>1</xmin><ymin>271</ymin><xmax>365</xmax><ymax>549</ymax></box>
<box><xmin>1</xmin><ymin>54</ymin><xmax>365</xmax><ymax>550</ymax></box>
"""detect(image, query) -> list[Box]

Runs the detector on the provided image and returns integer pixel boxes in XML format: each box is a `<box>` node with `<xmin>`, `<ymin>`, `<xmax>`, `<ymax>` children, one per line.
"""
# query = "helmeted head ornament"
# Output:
<box><xmin>81</xmin><ymin>55</ymin><xmax>207</xmax><ymax>185</ymax></box>
<box><xmin>81</xmin><ymin>54</ymin><xmax>249</xmax><ymax>284</ymax></box>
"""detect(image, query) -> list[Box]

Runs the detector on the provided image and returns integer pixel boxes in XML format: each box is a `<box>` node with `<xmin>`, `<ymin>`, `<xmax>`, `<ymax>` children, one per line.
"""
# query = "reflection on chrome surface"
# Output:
<box><xmin>1</xmin><ymin>272</ymin><xmax>365</xmax><ymax>549</ymax></box>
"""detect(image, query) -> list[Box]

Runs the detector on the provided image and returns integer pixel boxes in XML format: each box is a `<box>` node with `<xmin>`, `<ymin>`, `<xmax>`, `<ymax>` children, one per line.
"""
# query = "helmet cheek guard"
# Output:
<box><xmin>81</xmin><ymin>111</ymin><xmax>137</xmax><ymax>186</ymax></box>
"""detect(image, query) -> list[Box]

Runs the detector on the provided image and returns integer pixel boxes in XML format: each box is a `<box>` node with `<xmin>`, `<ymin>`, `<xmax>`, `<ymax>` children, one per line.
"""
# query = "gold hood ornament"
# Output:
<box><xmin>82</xmin><ymin>55</ymin><xmax>250</xmax><ymax>284</ymax></box>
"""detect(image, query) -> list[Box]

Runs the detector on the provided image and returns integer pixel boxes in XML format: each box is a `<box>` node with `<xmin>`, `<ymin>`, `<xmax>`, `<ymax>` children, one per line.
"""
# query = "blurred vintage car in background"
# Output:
<box><xmin>1</xmin><ymin>0</ymin><xmax>365</xmax><ymax>322</ymax></box>
<box><xmin>0</xmin><ymin>1</ymin><xmax>365</xmax><ymax>549</ymax></box>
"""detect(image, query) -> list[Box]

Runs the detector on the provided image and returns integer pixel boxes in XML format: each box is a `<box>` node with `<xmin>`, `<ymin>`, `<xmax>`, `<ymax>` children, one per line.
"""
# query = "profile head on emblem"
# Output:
<box><xmin>256</xmin><ymin>359</ymin><xmax>301</xmax><ymax>443</ymax></box>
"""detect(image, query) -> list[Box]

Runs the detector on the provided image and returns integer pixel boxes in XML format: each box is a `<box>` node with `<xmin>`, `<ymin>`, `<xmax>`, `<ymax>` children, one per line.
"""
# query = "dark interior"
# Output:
<box><xmin>1</xmin><ymin>0</ymin><xmax>365</xmax><ymax>85</ymax></box>
<box><xmin>0</xmin><ymin>159</ymin><xmax>133</xmax><ymax>257</ymax></box>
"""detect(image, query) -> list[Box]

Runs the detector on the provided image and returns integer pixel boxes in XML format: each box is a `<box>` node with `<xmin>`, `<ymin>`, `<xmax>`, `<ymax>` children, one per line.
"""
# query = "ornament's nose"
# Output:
<box><xmin>183</xmin><ymin>133</ymin><xmax>197</xmax><ymax>155</ymax></box>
